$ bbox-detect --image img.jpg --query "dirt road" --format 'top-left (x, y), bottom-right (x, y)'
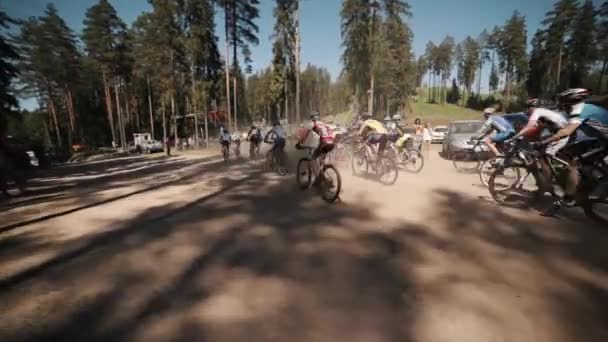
top-left (0, 145), bottom-right (607, 342)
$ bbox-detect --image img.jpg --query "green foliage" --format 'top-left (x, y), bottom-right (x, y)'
top-left (446, 78), bottom-right (460, 104)
top-left (0, 9), bottom-right (19, 133)
top-left (567, 0), bottom-right (596, 87)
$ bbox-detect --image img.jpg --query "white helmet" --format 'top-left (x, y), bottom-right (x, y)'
top-left (483, 107), bottom-right (496, 119)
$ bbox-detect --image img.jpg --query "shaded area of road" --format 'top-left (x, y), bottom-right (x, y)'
top-left (0, 146), bottom-right (607, 342)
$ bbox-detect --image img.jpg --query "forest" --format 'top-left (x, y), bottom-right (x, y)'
top-left (1, 0), bottom-right (607, 153)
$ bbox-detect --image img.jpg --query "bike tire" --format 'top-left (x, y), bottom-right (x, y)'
top-left (351, 150), bottom-right (368, 177)
top-left (452, 150), bottom-right (480, 173)
top-left (296, 158), bottom-right (313, 189)
top-left (489, 165), bottom-right (541, 208)
top-left (378, 156), bottom-right (399, 186)
top-left (276, 153), bottom-right (288, 176)
top-left (264, 151), bottom-right (273, 171)
top-left (320, 164), bottom-right (342, 203)
top-left (579, 174), bottom-right (608, 225)
top-left (404, 150), bottom-right (424, 173)
top-left (479, 157), bottom-right (503, 188)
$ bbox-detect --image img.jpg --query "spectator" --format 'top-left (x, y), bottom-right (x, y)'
top-left (414, 118), bottom-right (423, 135)
top-left (422, 123), bottom-right (432, 157)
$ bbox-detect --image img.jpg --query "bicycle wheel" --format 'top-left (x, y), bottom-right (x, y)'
top-left (223, 146), bottom-right (229, 161)
top-left (489, 165), bottom-right (540, 208)
top-left (319, 164), bottom-right (342, 203)
top-left (377, 157), bottom-right (399, 185)
top-left (403, 150), bottom-right (424, 173)
top-left (479, 157), bottom-right (504, 187)
top-left (351, 150), bottom-right (368, 177)
top-left (275, 153), bottom-right (288, 176)
top-left (452, 150), bottom-right (480, 173)
top-left (296, 158), bottom-right (313, 189)
top-left (580, 176), bottom-right (608, 225)
top-left (264, 151), bottom-right (273, 171)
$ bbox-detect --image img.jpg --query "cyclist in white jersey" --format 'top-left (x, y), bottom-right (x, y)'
top-left (515, 98), bottom-right (569, 156)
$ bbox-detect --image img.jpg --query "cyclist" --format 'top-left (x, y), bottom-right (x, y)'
top-left (515, 98), bottom-right (568, 145)
top-left (247, 123), bottom-right (263, 150)
top-left (219, 124), bottom-right (231, 156)
top-left (231, 130), bottom-right (243, 157)
top-left (536, 88), bottom-right (608, 206)
top-left (473, 107), bottom-right (515, 157)
top-left (357, 113), bottom-right (388, 161)
top-left (264, 120), bottom-right (287, 163)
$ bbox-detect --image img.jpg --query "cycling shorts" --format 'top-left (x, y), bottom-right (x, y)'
top-left (490, 130), bottom-right (515, 143)
top-left (220, 140), bottom-right (230, 146)
top-left (271, 139), bottom-right (286, 150)
top-left (367, 133), bottom-right (385, 145)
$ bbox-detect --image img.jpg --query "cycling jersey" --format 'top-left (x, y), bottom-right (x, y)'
top-left (265, 125), bottom-right (286, 144)
top-left (247, 127), bottom-right (262, 141)
top-left (312, 121), bottom-right (335, 144)
top-left (570, 103), bottom-right (608, 141)
top-left (480, 115), bottom-right (515, 134)
top-left (358, 119), bottom-right (388, 136)
top-left (528, 108), bottom-right (568, 131)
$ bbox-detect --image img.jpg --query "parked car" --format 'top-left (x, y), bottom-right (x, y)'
top-left (431, 125), bottom-right (448, 143)
top-left (442, 120), bottom-right (486, 158)
top-left (141, 139), bottom-right (163, 153)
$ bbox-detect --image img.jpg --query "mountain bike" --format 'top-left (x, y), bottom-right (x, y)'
top-left (233, 139), bottom-right (242, 158)
top-left (351, 139), bottom-right (398, 185)
top-left (387, 135), bottom-right (424, 173)
top-left (248, 138), bottom-right (261, 159)
top-left (296, 146), bottom-right (342, 203)
top-left (221, 142), bottom-right (230, 162)
top-left (264, 146), bottom-right (288, 176)
top-left (489, 139), bottom-right (608, 224)
top-left (452, 139), bottom-right (505, 187)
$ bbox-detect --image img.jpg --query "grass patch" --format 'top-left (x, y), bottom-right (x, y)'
top-left (409, 102), bottom-right (482, 125)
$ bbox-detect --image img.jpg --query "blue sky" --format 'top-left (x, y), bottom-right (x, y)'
top-left (3, 0), bottom-right (605, 81)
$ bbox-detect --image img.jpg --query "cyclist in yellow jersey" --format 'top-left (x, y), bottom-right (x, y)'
top-left (358, 115), bottom-right (389, 160)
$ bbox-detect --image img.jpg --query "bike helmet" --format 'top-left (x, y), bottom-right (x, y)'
top-left (483, 107), bottom-right (496, 119)
top-left (310, 111), bottom-right (320, 121)
top-left (557, 88), bottom-right (590, 106)
top-left (525, 98), bottom-right (539, 108)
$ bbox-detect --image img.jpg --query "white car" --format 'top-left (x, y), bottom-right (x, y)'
top-left (141, 139), bottom-right (163, 153)
top-left (431, 126), bottom-right (448, 143)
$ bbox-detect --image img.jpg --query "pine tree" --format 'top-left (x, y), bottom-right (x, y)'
top-left (437, 35), bottom-right (455, 104)
top-left (541, 0), bottom-right (579, 91)
top-left (218, 0), bottom-right (260, 129)
top-left (341, 0), bottom-right (372, 110)
top-left (82, 0), bottom-right (128, 147)
top-left (567, 0), bottom-right (596, 87)
top-left (381, 0), bottom-right (414, 113)
top-left (272, 0), bottom-right (298, 123)
top-left (598, 1), bottom-right (608, 92)
top-left (526, 29), bottom-right (547, 98)
top-left (0, 9), bottom-right (18, 133)
top-left (496, 11), bottom-right (527, 105)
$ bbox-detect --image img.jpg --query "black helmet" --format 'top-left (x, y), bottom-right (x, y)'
top-left (310, 111), bottom-right (320, 121)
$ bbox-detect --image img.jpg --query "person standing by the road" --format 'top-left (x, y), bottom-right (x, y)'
top-left (422, 122), bottom-right (432, 157)
top-left (414, 118), bottom-right (423, 136)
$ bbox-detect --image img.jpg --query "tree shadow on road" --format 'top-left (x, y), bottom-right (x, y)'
top-left (0, 168), bottom-right (607, 342)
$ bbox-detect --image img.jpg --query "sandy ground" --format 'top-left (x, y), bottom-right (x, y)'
top-left (0, 144), bottom-right (607, 342)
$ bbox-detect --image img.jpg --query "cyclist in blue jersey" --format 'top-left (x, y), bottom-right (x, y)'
top-left (264, 120), bottom-right (287, 162)
top-left (474, 107), bottom-right (516, 156)
top-left (537, 88), bottom-right (608, 207)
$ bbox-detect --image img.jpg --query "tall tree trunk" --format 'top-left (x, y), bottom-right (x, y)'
top-left (102, 71), bottom-right (116, 146)
top-left (295, 0), bottom-right (301, 123)
top-left (48, 93), bottom-right (62, 149)
top-left (427, 71), bottom-right (431, 102)
top-left (477, 61), bottom-right (483, 96)
top-left (147, 75), bottom-right (154, 138)
top-left (171, 93), bottom-right (177, 145)
top-left (62, 87), bottom-right (75, 141)
top-left (114, 79), bottom-right (125, 149)
top-left (191, 66), bottom-right (198, 148)
top-left (233, 77), bottom-right (238, 130)
top-left (134, 94), bottom-right (140, 131)
top-left (556, 43), bottom-right (563, 90)
top-left (284, 66), bottom-right (289, 123)
top-left (597, 56), bottom-right (607, 94)
top-left (204, 100), bottom-right (209, 148)
top-left (160, 96), bottom-right (168, 145)
top-left (224, 36), bottom-right (232, 129)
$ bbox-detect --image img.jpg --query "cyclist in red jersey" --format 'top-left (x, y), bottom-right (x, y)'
top-left (297, 112), bottom-right (335, 160)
